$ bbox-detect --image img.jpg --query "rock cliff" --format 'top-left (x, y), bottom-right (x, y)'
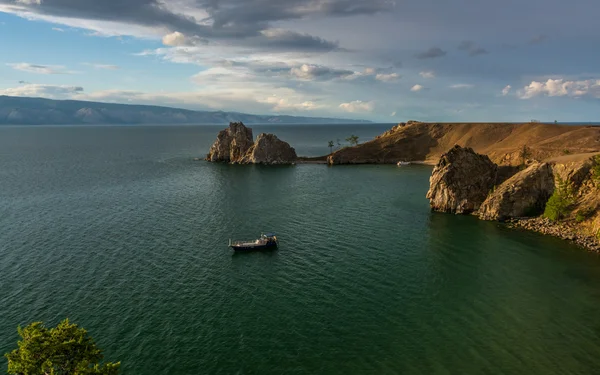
top-left (426, 145), bottom-right (497, 214)
top-left (427, 145), bottom-right (600, 251)
top-left (478, 163), bottom-right (555, 221)
top-left (238, 133), bottom-right (297, 165)
top-left (206, 122), bottom-right (297, 165)
top-left (206, 122), bottom-right (255, 163)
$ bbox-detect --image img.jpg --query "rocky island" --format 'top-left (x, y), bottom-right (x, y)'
top-left (206, 122), bottom-right (297, 165)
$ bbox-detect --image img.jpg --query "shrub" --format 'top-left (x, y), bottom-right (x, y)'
top-left (575, 208), bottom-right (595, 223)
top-left (592, 155), bottom-right (600, 187)
top-left (563, 149), bottom-right (571, 155)
top-left (544, 176), bottom-right (575, 222)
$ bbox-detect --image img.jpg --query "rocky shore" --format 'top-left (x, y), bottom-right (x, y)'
top-left (427, 145), bottom-right (600, 252)
top-left (507, 217), bottom-right (600, 252)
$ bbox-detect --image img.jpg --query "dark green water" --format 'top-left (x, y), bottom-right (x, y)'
top-left (2, 125), bottom-right (600, 375)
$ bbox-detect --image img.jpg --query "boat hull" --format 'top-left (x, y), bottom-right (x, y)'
top-left (230, 243), bottom-right (278, 252)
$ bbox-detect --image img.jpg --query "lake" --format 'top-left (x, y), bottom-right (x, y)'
top-left (1, 124), bottom-right (600, 374)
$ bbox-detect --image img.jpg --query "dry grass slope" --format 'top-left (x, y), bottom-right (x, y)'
top-left (328, 121), bottom-right (600, 166)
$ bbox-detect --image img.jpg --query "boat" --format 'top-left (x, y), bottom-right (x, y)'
top-left (397, 161), bottom-right (411, 166)
top-left (229, 233), bottom-right (278, 252)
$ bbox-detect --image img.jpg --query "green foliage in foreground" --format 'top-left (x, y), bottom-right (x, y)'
top-left (544, 176), bottom-right (575, 222)
top-left (5, 319), bottom-right (120, 375)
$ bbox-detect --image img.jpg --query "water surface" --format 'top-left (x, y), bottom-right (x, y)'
top-left (1, 125), bottom-right (600, 374)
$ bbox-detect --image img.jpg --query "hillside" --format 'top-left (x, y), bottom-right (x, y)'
top-left (0, 96), bottom-right (369, 125)
top-left (328, 121), bottom-right (600, 166)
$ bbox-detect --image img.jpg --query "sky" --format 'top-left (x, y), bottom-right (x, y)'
top-left (0, 0), bottom-right (599, 122)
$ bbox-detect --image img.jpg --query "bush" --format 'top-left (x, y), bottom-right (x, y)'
top-left (575, 208), bottom-right (595, 223)
top-left (563, 149), bottom-right (571, 155)
top-left (544, 176), bottom-right (575, 222)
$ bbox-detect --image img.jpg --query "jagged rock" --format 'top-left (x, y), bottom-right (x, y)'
top-left (205, 122), bottom-right (254, 163)
top-left (478, 163), bottom-right (555, 221)
top-left (238, 133), bottom-right (297, 165)
top-left (426, 145), bottom-right (497, 214)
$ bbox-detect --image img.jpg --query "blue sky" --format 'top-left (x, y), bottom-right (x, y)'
top-left (0, 0), bottom-right (599, 122)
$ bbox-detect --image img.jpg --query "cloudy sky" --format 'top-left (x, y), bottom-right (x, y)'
top-left (0, 0), bottom-right (599, 122)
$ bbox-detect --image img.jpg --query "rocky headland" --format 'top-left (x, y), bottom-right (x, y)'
top-left (427, 145), bottom-right (600, 251)
top-left (328, 121), bottom-right (600, 166)
top-left (205, 122), bottom-right (297, 165)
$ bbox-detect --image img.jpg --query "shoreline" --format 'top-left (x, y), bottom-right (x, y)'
top-left (507, 217), bottom-right (600, 252)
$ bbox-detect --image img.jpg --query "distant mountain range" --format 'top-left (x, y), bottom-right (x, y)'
top-left (0, 96), bottom-right (370, 125)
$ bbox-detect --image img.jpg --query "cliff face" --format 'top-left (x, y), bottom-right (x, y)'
top-left (428, 146), bottom-right (600, 250)
top-left (328, 121), bottom-right (600, 166)
top-left (238, 133), bottom-right (297, 165)
top-left (426, 146), bottom-right (497, 214)
top-left (206, 122), bottom-right (254, 163)
top-left (206, 122), bottom-right (297, 165)
top-left (478, 163), bottom-right (555, 221)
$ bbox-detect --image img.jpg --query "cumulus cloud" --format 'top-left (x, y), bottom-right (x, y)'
top-left (419, 71), bottom-right (435, 79)
top-left (375, 73), bottom-right (400, 82)
top-left (415, 47), bottom-right (447, 60)
top-left (517, 79), bottom-right (600, 99)
top-left (6, 62), bottom-right (74, 74)
top-left (502, 85), bottom-right (512, 96)
top-left (339, 100), bottom-right (375, 112)
top-left (162, 31), bottom-right (188, 46)
top-left (449, 84), bottom-right (474, 89)
top-left (410, 84), bottom-right (424, 92)
top-left (0, 84), bottom-right (83, 98)
top-left (457, 41), bottom-right (489, 56)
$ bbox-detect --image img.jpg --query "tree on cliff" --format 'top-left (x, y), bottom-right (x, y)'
top-left (346, 135), bottom-right (359, 146)
top-left (5, 319), bottom-right (121, 375)
top-left (519, 145), bottom-right (532, 166)
top-left (328, 140), bottom-right (334, 154)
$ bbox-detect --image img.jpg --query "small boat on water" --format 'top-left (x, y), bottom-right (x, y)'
top-left (397, 161), bottom-right (411, 166)
top-left (229, 233), bottom-right (278, 252)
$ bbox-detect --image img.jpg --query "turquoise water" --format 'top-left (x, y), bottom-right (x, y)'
top-left (2, 125), bottom-right (600, 374)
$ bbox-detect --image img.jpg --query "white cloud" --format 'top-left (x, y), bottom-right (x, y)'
top-left (83, 63), bottom-right (120, 70)
top-left (258, 95), bottom-right (324, 111)
top-left (449, 84), bottom-right (474, 89)
top-left (390, 111), bottom-right (397, 116)
top-left (162, 31), bottom-right (191, 47)
top-left (52, 27), bottom-right (64, 32)
top-left (339, 100), bottom-right (375, 113)
top-left (375, 73), bottom-right (400, 82)
top-left (16, 0), bottom-right (42, 4)
top-left (411, 84), bottom-right (424, 92)
top-left (419, 71), bottom-right (435, 79)
top-left (0, 84), bottom-right (83, 98)
top-left (518, 78), bottom-right (600, 99)
top-left (502, 85), bottom-right (512, 96)
top-left (290, 64), bottom-right (354, 81)
top-left (364, 67), bottom-right (376, 75)
top-left (6, 62), bottom-right (74, 74)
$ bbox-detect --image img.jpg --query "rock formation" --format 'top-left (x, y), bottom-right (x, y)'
top-left (426, 145), bottom-right (497, 214)
top-left (206, 122), bottom-right (254, 163)
top-left (238, 133), bottom-right (297, 165)
top-left (206, 122), bottom-right (297, 165)
top-left (478, 163), bottom-right (555, 221)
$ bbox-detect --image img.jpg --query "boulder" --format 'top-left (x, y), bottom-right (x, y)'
top-left (478, 163), bottom-right (555, 221)
top-left (238, 133), bottom-right (297, 165)
top-left (205, 122), bottom-right (254, 163)
top-left (426, 145), bottom-right (497, 214)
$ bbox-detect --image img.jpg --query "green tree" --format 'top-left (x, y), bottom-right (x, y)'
top-left (519, 145), bottom-right (532, 166)
top-left (346, 135), bottom-right (359, 146)
top-left (5, 319), bottom-right (120, 375)
top-left (327, 140), bottom-right (334, 154)
top-left (544, 176), bottom-right (575, 222)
